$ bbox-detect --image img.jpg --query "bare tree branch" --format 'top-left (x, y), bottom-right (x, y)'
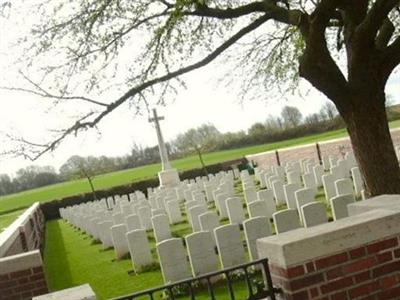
top-left (12, 13), bottom-right (271, 161)
top-left (0, 71), bottom-right (108, 107)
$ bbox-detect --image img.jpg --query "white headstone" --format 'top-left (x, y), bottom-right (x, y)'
top-left (226, 197), bottom-right (245, 224)
top-left (330, 194), bottom-right (355, 220)
top-left (335, 178), bottom-right (354, 197)
top-left (214, 224), bottom-right (246, 268)
top-left (243, 217), bottom-right (272, 261)
top-left (157, 238), bottom-right (192, 283)
top-left (165, 200), bottom-right (183, 224)
top-left (301, 202), bottom-right (328, 228)
top-left (152, 214), bottom-right (172, 243)
top-left (126, 229), bottom-right (153, 272)
top-left (188, 205), bottom-right (207, 232)
top-left (273, 209), bottom-right (301, 234)
top-left (322, 174), bottom-right (336, 201)
top-left (125, 214), bottom-right (141, 231)
top-left (272, 180), bottom-right (286, 206)
top-left (185, 231), bottom-right (219, 277)
top-left (284, 183), bottom-right (301, 210)
top-left (351, 167), bottom-right (364, 197)
top-left (111, 224), bottom-right (129, 259)
top-left (138, 206), bottom-right (152, 230)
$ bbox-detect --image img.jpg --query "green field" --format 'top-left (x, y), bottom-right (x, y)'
top-left (1, 120), bottom-right (399, 229)
top-left (0, 127), bottom-right (352, 214)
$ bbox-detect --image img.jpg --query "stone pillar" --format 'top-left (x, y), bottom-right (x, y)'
top-left (257, 207), bottom-right (400, 300)
top-left (0, 250), bottom-right (48, 299)
top-left (149, 108), bottom-right (180, 187)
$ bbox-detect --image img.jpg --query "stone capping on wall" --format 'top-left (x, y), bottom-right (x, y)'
top-left (257, 209), bottom-right (400, 268)
top-left (348, 194), bottom-right (400, 216)
top-left (0, 249), bottom-right (43, 275)
top-left (0, 202), bottom-right (40, 258)
top-left (32, 284), bottom-right (96, 300)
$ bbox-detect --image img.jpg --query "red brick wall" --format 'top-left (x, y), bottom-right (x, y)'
top-left (269, 235), bottom-right (400, 299)
top-left (0, 265), bottom-right (48, 300)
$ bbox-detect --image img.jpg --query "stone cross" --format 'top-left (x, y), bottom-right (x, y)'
top-left (149, 108), bottom-right (172, 171)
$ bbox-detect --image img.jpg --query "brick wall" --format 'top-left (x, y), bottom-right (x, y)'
top-left (257, 208), bottom-right (400, 300)
top-left (0, 250), bottom-right (48, 300)
top-left (269, 235), bottom-right (400, 299)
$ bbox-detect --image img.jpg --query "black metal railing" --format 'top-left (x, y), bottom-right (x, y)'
top-left (111, 258), bottom-right (281, 300)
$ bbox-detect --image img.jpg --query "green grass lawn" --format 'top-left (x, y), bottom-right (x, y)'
top-left (0, 127), bottom-right (350, 214)
top-left (3, 120), bottom-right (400, 217)
top-left (44, 177), bottom-right (349, 299)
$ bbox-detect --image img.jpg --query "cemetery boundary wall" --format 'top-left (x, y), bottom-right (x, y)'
top-left (257, 208), bottom-right (400, 300)
top-left (0, 203), bottom-right (45, 258)
top-left (40, 158), bottom-right (245, 220)
top-left (247, 128), bottom-right (400, 168)
top-left (0, 203), bottom-right (48, 300)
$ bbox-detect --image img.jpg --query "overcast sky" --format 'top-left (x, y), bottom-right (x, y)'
top-left (0, 68), bottom-right (398, 177)
top-left (0, 2), bottom-right (399, 177)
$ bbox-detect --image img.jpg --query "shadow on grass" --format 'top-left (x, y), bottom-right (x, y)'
top-left (44, 220), bottom-right (74, 291)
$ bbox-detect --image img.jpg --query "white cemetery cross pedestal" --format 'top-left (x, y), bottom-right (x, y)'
top-left (149, 108), bottom-right (180, 187)
top-left (126, 229), bottom-right (153, 272)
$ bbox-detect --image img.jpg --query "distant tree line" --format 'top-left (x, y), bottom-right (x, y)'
top-left (0, 102), bottom-right (398, 197)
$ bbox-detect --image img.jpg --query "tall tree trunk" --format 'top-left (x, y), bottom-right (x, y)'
top-left (342, 93), bottom-right (400, 196)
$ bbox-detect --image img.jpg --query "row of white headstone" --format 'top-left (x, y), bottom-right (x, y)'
top-left (59, 151), bottom-right (365, 284)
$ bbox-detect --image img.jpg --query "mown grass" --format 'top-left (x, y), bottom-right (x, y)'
top-left (0, 127), bottom-right (350, 214)
top-left (44, 176), bottom-right (353, 300)
top-left (2, 120), bottom-right (400, 217)
top-left (44, 219), bottom-right (261, 300)
top-left (44, 182), bottom-right (259, 300)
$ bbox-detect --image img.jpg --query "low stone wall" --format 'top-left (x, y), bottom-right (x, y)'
top-left (257, 208), bottom-right (400, 299)
top-left (0, 250), bottom-right (48, 300)
top-left (0, 203), bottom-right (48, 300)
top-left (0, 203), bottom-right (45, 258)
top-left (247, 128), bottom-right (400, 167)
